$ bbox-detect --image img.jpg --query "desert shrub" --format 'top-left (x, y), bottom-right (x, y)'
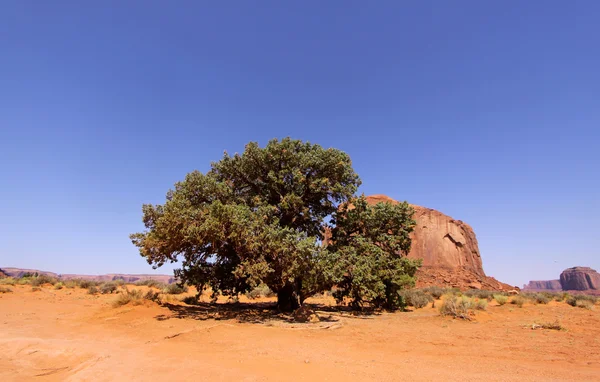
top-left (521, 292), bottom-right (549, 305)
top-left (464, 290), bottom-right (494, 301)
top-left (554, 292), bottom-right (568, 302)
top-left (0, 286), bottom-right (13, 293)
top-left (540, 292), bottom-right (557, 300)
top-left (134, 279), bottom-right (167, 289)
top-left (112, 288), bottom-right (144, 307)
top-left (576, 294), bottom-right (598, 303)
top-left (0, 277), bottom-right (17, 286)
top-left (114, 279), bottom-right (125, 287)
top-left (99, 282), bottom-right (118, 294)
top-left (530, 320), bottom-right (564, 331)
top-left (144, 290), bottom-right (161, 302)
top-left (30, 274), bottom-right (58, 286)
top-left (64, 280), bottom-right (77, 289)
top-left (474, 299), bottom-right (488, 311)
top-left (511, 296), bottom-right (525, 308)
top-left (246, 284), bottom-right (275, 299)
top-left (439, 296), bottom-right (474, 320)
top-left (162, 283), bottom-right (188, 295)
top-left (75, 279), bottom-right (101, 289)
top-left (421, 286), bottom-right (445, 299)
top-left (31, 287), bottom-right (41, 292)
top-left (18, 278), bottom-right (33, 285)
top-left (494, 294), bottom-right (508, 305)
top-left (54, 282), bottom-right (64, 290)
top-left (566, 294), bottom-right (597, 307)
top-left (575, 299), bottom-right (594, 310)
top-left (447, 288), bottom-right (461, 295)
top-left (398, 289), bottom-right (433, 309)
top-left (534, 293), bottom-right (550, 304)
top-left (87, 286), bottom-right (99, 295)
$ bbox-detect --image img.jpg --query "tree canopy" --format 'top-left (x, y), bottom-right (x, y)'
top-left (131, 138), bottom-right (419, 311)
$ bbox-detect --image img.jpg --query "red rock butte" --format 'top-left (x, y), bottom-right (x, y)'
top-left (364, 195), bottom-right (514, 290)
top-left (523, 267), bottom-right (600, 294)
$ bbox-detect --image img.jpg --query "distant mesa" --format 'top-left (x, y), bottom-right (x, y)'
top-left (524, 267), bottom-right (600, 295)
top-left (0, 267), bottom-right (175, 284)
top-left (523, 279), bottom-right (562, 291)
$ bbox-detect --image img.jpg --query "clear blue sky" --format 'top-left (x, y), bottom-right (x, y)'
top-left (1, 1), bottom-right (598, 286)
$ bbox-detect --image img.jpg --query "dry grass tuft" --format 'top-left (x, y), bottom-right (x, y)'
top-left (528, 320), bottom-right (565, 331)
top-left (112, 288), bottom-right (145, 308)
top-left (494, 294), bottom-right (508, 305)
top-left (439, 296), bottom-right (474, 320)
top-left (511, 296), bottom-right (526, 308)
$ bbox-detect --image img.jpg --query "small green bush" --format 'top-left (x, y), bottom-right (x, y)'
top-left (577, 294), bottom-right (598, 303)
top-left (534, 293), bottom-right (550, 304)
top-left (464, 290), bottom-right (495, 301)
top-left (447, 288), bottom-right (461, 295)
top-left (112, 288), bottom-right (144, 307)
top-left (0, 286), bottom-right (13, 293)
top-left (162, 283), bottom-right (188, 295)
top-left (30, 274), bottom-right (58, 286)
top-left (0, 277), bottom-right (17, 286)
top-left (76, 279), bottom-right (101, 289)
top-left (399, 289), bottom-right (433, 309)
top-left (511, 296), bottom-right (525, 308)
top-left (554, 292), bottom-right (568, 302)
top-left (99, 282), bottom-right (118, 294)
top-left (493, 294), bottom-right (508, 305)
top-left (18, 278), bottom-right (33, 285)
top-left (439, 296), bottom-right (474, 320)
top-left (135, 279), bottom-right (167, 289)
top-left (31, 287), bottom-right (41, 292)
top-left (575, 300), bottom-right (593, 310)
top-left (421, 286), bottom-right (445, 299)
top-left (54, 282), bottom-right (64, 290)
top-left (474, 299), bottom-right (488, 311)
top-left (144, 290), bottom-right (161, 302)
top-left (246, 284), bottom-right (275, 299)
top-left (87, 286), bottom-right (99, 295)
top-left (567, 294), bottom-right (597, 307)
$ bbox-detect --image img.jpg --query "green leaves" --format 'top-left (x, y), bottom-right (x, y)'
top-left (130, 138), bottom-right (419, 311)
top-left (329, 195), bottom-right (420, 310)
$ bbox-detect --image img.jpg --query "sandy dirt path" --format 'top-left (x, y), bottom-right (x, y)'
top-left (1, 285), bottom-right (599, 381)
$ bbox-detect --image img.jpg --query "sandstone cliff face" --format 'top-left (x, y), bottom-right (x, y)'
top-left (364, 195), bottom-right (513, 290)
top-left (523, 279), bottom-right (562, 291)
top-left (365, 195), bottom-right (484, 274)
top-left (560, 267), bottom-right (600, 291)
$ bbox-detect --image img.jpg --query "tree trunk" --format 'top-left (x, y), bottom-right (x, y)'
top-left (276, 284), bottom-right (301, 312)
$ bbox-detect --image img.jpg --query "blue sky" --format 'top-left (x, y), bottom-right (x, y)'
top-left (1, 1), bottom-right (598, 286)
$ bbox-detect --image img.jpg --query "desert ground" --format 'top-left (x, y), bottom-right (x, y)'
top-left (1, 285), bottom-right (599, 381)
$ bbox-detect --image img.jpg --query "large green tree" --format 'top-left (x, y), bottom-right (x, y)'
top-left (131, 138), bottom-right (360, 311)
top-left (131, 138), bottom-right (419, 312)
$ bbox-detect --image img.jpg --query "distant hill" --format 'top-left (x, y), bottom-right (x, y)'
top-left (524, 266), bottom-right (600, 295)
top-left (0, 267), bottom-right (175, 284)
